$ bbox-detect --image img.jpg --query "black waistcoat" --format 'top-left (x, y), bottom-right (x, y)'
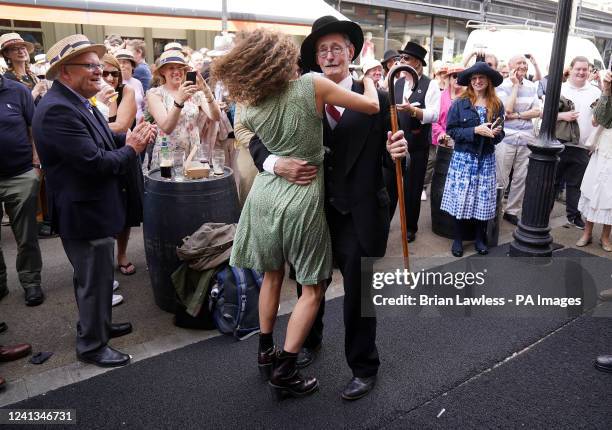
top-left (395, 75), bottom-right (432, 152)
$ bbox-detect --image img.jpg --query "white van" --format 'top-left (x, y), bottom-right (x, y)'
top-left (463, 26), bottom-right (604, 74)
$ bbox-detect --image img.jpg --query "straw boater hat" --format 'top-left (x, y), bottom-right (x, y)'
top-left (156, 50), bottom-right (188, 69)
top-left (446, 64), bottom-right (465, 76)
top-left (114, 48), bottom-right (136, 67)
top-left (45, 34), bottom-right (106, 80)
top-left (164, 42), bottom-right (183, 52)
top-left (300, 15), bottom-right (363, 73)
top-left (0, 32), bottom-right (34, 55)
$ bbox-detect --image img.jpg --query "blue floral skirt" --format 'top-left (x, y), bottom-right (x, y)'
top-left (440, 151), bottom-right (497, 220)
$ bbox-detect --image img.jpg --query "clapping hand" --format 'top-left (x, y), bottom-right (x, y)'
top-left (126, 121), bottom-right (158, 154)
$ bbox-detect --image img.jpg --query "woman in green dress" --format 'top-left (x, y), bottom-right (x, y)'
top-left (212, 29), bottom-right (380, 399)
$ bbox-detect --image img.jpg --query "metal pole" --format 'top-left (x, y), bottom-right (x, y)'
top-left (509, 0), bottom-right (573, 258)
top-left (383, 10), bottom-right (389, 53)
top-left (539, 0), bottom-right (574, 144)
top-left (222, 0), bottom-right (228, 32)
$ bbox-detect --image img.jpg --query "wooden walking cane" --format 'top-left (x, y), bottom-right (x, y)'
top-left (387, 64), bottom-right (419, 270)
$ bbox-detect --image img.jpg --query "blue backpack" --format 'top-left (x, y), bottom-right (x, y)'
top-left (209, 266), bottom-right (263, 340)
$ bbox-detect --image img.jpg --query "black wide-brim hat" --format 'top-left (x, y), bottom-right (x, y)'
top-left (300, 15), bottom-right (364, 73)
top-left (400, 41), bottom-right (427, 66)
top-left (457, 61), bottom-right (504, 87)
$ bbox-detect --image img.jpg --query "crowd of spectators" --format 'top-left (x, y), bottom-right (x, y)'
top-left (1, 26), bottom-right (612, 389)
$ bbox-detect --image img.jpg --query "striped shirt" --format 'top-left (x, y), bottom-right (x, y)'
top-left (496, 78), bottom-right (540, 143)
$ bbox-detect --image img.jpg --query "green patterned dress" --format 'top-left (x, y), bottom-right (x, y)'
top-left (229, 74), bottom-right (332, 285)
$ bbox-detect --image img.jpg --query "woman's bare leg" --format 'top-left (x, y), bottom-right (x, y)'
top-left (116, 227), bottom-right (132, 268)
top-left (284, 282), bottom-right (324, 353)
top-left (601, 224), bottom-right (611, 247)
top-left (579, 221), bottom-right (594, 243)
top-left (259, 268), bottom-right (285, 334)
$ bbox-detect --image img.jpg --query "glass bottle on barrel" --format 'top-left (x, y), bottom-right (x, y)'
top-left (160, 137), bottom-right (173, 179)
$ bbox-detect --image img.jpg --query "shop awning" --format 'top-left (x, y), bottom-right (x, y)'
top-left (1, 0), bottom-right (347, 35)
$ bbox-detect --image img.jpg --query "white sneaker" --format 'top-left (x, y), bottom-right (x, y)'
top-left (421, 190), bottom-right (427, 201)
top-left (113, 280), bottom-right (119, 291)
top-left (112, 294), bottom-right (123, 307)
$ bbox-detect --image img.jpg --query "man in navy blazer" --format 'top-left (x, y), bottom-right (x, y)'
top-left (32, 35), bottom-right (155, 367)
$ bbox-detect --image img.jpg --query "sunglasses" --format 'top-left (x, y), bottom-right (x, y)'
top-left (102, 71), bottom-right (120, 78)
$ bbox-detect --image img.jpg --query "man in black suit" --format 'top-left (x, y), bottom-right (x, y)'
top-left (32, 35), bottom-right (155, 367)
top-left (385, 42), bottom-right (441, 243)
top-left (250, 16), bottom-right (408, 400)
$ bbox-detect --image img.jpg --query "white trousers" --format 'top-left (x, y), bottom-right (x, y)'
top-left (495, 135), bottom-right (533, 216)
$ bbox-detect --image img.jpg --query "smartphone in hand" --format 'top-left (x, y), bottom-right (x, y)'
top-left (490, 116), bottom-right (503, 129)
top-left (186, 71), bottom-right (197, 85)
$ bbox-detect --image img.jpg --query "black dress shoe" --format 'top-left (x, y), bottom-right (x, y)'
top-left (77, 345), bottom-right (130, 368)
top-left (594, 354), bottom-right (612, 373)
top-left (503, 213), bottom-right (519, 226)
top-left (110, 322), bottom-right (133, 339)
top-left (475, 244), bottom-right (489, 255)
top-left (341, 376), bottom-right (376, 401)
top-left (24, 286), bottom-right (44, 306)
top-left (407, 232), bottom-right (416, 243)
top-left (296, 344), bottom-right (321, 369)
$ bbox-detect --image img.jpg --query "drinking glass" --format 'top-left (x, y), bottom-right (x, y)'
top-left (159, 148), bottom-right (173, 179)
top-left (212, 147), bottom-right (225, 176)
top-left (173, 149), bottom-right (185, 181)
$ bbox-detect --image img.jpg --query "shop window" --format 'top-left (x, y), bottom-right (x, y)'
top-left (0, 22), bottom-right (44, 57)
top-left (388, 12), bottom-right (431, 54)
top-left (13, 20), bottom-right (42, 29)
top-left (433, 18), bottom-right (468, 64)
top-left (331, 3), bottom-right (385, 63)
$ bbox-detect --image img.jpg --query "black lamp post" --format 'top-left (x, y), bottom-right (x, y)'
top-left (508, 0), bottom-right (573, 257)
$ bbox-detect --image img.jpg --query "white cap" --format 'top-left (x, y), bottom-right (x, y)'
top-left (361, 58), bottom-right (383, 75)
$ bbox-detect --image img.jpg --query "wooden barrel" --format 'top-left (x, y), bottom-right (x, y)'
top-left (143, 168), bottom-right (240, 312)
top-left (430, 145), bottom-right (502, 245)
top-left (430, 145), bottom-right (456, 239)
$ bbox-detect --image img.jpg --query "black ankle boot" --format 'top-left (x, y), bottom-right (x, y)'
top-left (258, 345), bottom-right (277, 380)
top-left (258, 333), bottom-right (276, 380)
top-left (269, 350), bottom-right (318, 400)
top-left (474, 220), bottom-right (488, 255)
top-left (451, 240), bottom-right (463, 257)
top-left (452, 218), bottom-right (464, 257)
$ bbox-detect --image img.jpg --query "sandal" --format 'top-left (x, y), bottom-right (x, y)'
top-left (118, 262), bottom-right (136, 276)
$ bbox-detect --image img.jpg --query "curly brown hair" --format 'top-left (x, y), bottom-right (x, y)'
top-left (210, 29), bottom-right (298, 105)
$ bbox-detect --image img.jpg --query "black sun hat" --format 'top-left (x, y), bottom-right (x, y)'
top-left (457, 61), bottom-right (504, 87)
top-left (300, 15), bottom-right (364, 73)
